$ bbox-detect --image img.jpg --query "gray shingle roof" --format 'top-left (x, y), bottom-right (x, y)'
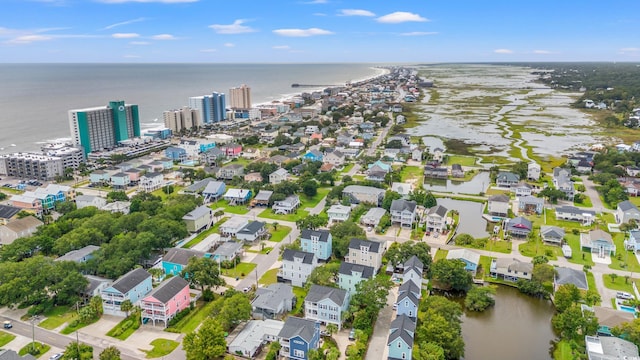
top-left (0, 205), bottom-right (21, 219)
top-left (398, 281), bottom-right (420, 297)
top-left (555, 205), bottom-right (596, 217)
top-left (254, 190), bottom-right (273, 202)
top-left (56, 245), bottom-right (100, 262)
top-left (111, 268), bottom-right (151, 294)
top-left (555, 267), bottom-right (588, 290)
top-left (182, 205), bottom-right (212, 221)
top-left (278, 317), bottom-right (317, 343)
top-left (306, 284), bottom-right (348, 307)
top-left (540, 226), bottom-right (565, 239)
top-left (387, 315), bottom-right (416, 348)
top-left (342, 185), bottom-right (386, 196)
top-left (163, 248), bottom-right (205, 266)
top-left (403, 256), bottom-right (424, 272)
top-left (497, 172), bottom-right (520, 182)
top-left (348, 238), bottom-right (381, 253)
top-left (147, 276), bottom-right (189, 303)
top-left (301, 229), bottom-right (331, 242)
top-left (338, 262), bottom-right (374, 279)
top-left (213, 241), bottom-right (243, 257)
top-left (618, 200), bottom-right (640, 212)
top-left (0, 349), bottom-right (37, 360)
top-left (238, 221), bottom-right (266, 236)
top-left (252, 283), bottom-right (294, 311)
top-left (282, 249), bottom-right (315, 264)
top-left (488, 194), bottom-right (510, 203)
top-left (390, 199), bottom-right (417, 213)
top-left (427, 204), bottom-right (448, 217)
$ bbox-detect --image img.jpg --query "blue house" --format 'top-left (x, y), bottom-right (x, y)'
top-left (101, 268), bottom-right (152, 316)
top-left (300, 229), bottom-right (332, 261)
top-left (199, 142), bottom-right (216, 153)
top-left (202, 181), bottom-right (226, 203)
top-left (277, 317), bottom-right (320, 360)
top-left (338, 262), bottom-right (374, 296)
top-left (402, 256), bottom-right (424, 288)
top-left (162, 248), bottom-right (205, 276)
top-left (302, 150), bottom-right (323, 162)
top-left (387, 315), bottom-right (416, 360)
top-left (164, 146), bottom-right (187, 161)
top-left (367, 160), bottom-right (392, 172)
top-left (625, 230), bottom-right (640, 252)
top-left (446, 248), bottom-right (481, 275)
top-left (396, 289), bottom-right (419, 318)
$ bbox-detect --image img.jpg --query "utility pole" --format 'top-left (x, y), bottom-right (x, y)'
top-left (30, 315), bottom-right (39, 352)
top-left (255, 268), bottom-right (258, 290)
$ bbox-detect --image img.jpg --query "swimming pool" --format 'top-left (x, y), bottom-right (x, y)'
top-left (181, 160), bottom-right (197, 166)
top-left (618, 305), bottom-right (636, 314)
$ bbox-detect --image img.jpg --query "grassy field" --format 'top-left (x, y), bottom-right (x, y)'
top-left (269, 225), bottom-right (292, 243)
top-left (564, 233), bottom-right (595, 267)
top-left (399, 166), bottom-right (423, 182)
top-left (151, 186), bottom-right (185, 200)
top-left (19, 342), bottom-right (50, 358)
top-left (143, 339), bottom-right (179, 358)
top-left (38, 305), bottom-right (75, 330)
top-left (477, 255), bottom-right (493, 279)
top-left (107, 315), bottom-right (139, 340)
top-left (602, 273), bottom-right (640, 293)
top-left (0, 331), bottom-right (15, 347)
top-left (259, 268), bottom-right (279, 285)
top-left (341, 163), bottom-right (355, 174)
top-left (222, 262), bottom-right (257, 279)
top-left (434, 249), bottom-right (448, 261)
top-left (518, 240), bottom-right (561, 260)
top-left (585, 272), bottom-right (599, 303)
top-left (610, 234), bottom-right (640, 272)
top-left (210, 200), bottom-right (250, 215)
top-left (259, 208), bottom-right (310, 222)
top-left (166, 300), bottom-right (217, 334)
top-left (299, 188), bottom-right (330, 209)
top-left (553, 340), bottom-right (574, 360)
top-left (446, 155), bottom-right (477, 167)
top-left (574, 196), bottom-right (593, 208)
top-left (292, 286), bottom-right (308, 314)
top-left (61, 316), bottom-right (99, 335)
top-left (183, 217), bottom-right (229, 248)
top-left (458, 238), bottom-right (512, 254)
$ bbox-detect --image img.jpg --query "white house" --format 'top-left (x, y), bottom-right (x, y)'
top-left (528, 163), bottom-right (541, 181)
top-left (426, 205), bottom-right (449, 233)
top-left (279, 249), bottom-right (317, 287)
top-left (269, 168), bottom-right (290, 185)
top-left (328, 204), bottom-right (351, 223)
top-left (487, 194), bottom-right (510, 217)
top-left (304, 285), bottom-right (350, 329)
top-left (219, 217), bottom-right (249, 237)
top-left (139, 172), bottom-right (164, 192)
top-left (390, 199), bottom-right (417, 228)
top-left (272, 195), bottom-right (300, 215)
top-left (345, 238), bottom-right (384, 271)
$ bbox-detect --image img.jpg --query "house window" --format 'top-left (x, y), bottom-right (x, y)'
top-left (398, 342), bottom-right (401, 348)
top-left (293, 349), bottom-right (305, 358)
top-left (402, 352), bottom-right (406, 359)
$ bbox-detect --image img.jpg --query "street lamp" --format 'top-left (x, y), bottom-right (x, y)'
top-left (30, 315), bottom-right (40, 353)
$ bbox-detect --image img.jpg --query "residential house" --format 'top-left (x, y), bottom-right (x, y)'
top-left (304, 285), bottom-right (349, 329)
top-left (446, 249), bottom-right (481, 275)
top-left (220, 143), bottom-right (243, 158)
top-left (211, 241), bottom-right (243, 262)
top-left (217, 164), bottom-right (244, 180)
top-left (327, 204), bottom-right (351, 223)
top-left (342, 185), bottom-right (385, 206)
top-left (346, 238), bottom-right (384, 271)
top-left (423, 164), bottom-right (448, 179)
top-left (300, 229), bottom-right (332, 261)
top-left (200, 147), bottom-right (225, 166)
top-left (627, 166), bottom-right (640, 177)
top-left (182, 205), bottom-right (213, 233)
top-left (244, 172), bottom-right (263, 183)
top-left (554, 266), bottom-right (588, 291)
top-left (398, 281), bottom-right (421, 302)
top-left (621, 178), bottom-right (640, 197)
top-left (55, 245), bottom-right (99, 263)
top-left (366, 160), bottom-right (391, 182)
top-left (555, 206), bottom-right (596, 225)
top-left (236, 221), bottom-right (268, 242)
top-left (323, 151), bottom-right (345, 167)
top-left (411, 148), bottom-right (423, 162)
top-left (273, 195), bottom-right (301, 214)
top-left (431, 147), bottom-right (444, 163)
top-left (82, 275), bottom-right (111, 303)
top-left (553, 167), bottom-right (575, 200)
top-left (588, 306), bottom-right (635, 337)
top-left (496, 172), bottom-right (520, 188)
top-left (487, 194), bottom-right (510, 217)
top-left (585, 335), bottom-right (639, 360)
top-left (110, 172), bottom-right (131, 189)
top-left (269, 168), bottom-right (290, 185)
top-left (402, 256), bottom-right (424, 288)
top-left (268, 155), bottom-right (290, 167)
top-left (387, 315), bottom-right (416, 360)
top-left (451, 164), bottom-right (464, 178)
top-left (390, 199), bottom-right (417, 228)
top-left (527, 163), bottom-right (541, 181)
top-left (616, 200), bottom-right (640, 224)
top-left (581, 229), bottom-right (616, 257)
top-left (140, 276), bottom-right (191, 328)
top-left (219, 217), bottom-right (249, 237)
top-left (9, 194), bottom-right (42, 215)
top-left (101, 268), bottom-right (153, 316)
top-left (139, 172), bottom-right (164, 192)
top-left (75, 195), bottom-right (107, 210)
top-left (162, 248), bottom-right (205, 276)
top-left (489, 258), bottom-right (533, 282)
top-left (279, 249), bottom-right (317, 287)
top-left (241, 147), bottom-right (262, 160)
top-left (302, 150), bottom-right (323, 162)
top-left (540, 226), bottom-right (565, 245)
top-left (223, 188), bottom-right (252, 205)
top-left (360, 207), bottom-right (386, 228)
top-left (202, 181), bottom-right (226, 203)
top-left (512, 182), bottom-right (534, 197)
top-left (0, 205), bottom-right (21, 225)
top-left (625, 230), bottom-right (640, 252)
top-left (517, 195), bottom-right (544, 215)
top-left (90, 170), bottom-right (111, 185)
top-left (228, 320), bottom-right (284, 359)
top-left (505, 216), bottom-right (532, 237)
top-left (252, 190), bottom-right (273, 207)
top-left (426, 205), bottom-right (449, 233)
top-left (102, 201), bottom-right (130, 214)
top-left (391, 182), bottom-right (413, 198)
top-left (338, 262), bottom-right (374, 295)
top-left (0, 349), bottom-right (37, 360)
top-left (396, 288), bottom-right (420, 318)
top-left (0, 216), bottom-right (43, 246)
top-left (251, 283), bottom-right (295, 319)
top-left (277, 317), bottom-right (320, 360)
top-left (576, 160), bottom-right (592, 174)
top-left (180, 177), bottom-right (216, 195)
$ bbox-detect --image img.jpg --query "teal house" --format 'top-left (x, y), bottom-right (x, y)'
top-left (300, 229), bottom-right (332, 261)
top-left (387, 315), bottom-right (416, 360)
top-left (162, 248), bottom-right (205, 276)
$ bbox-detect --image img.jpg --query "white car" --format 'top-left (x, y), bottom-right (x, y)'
top-left (49, 354), bottom-right (63, 360)
top-left (617, 291), bottom-right (634, 300)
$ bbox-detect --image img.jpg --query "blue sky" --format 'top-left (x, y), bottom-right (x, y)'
top-left (2, 0), bottom-right (640, 63)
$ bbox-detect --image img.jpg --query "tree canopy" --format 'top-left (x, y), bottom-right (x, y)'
top-left (431, 259), bottom-right (473, 292)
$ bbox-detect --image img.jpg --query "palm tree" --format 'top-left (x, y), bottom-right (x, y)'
top-left (273, 222), bottom-right (279, 231)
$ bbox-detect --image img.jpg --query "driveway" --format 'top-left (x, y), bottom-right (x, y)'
top-left (364, 286), bottom-right (397, 360)
top-left (581, 175), bottom-right (609, 213)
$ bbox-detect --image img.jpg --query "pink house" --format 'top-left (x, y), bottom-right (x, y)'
top-left (140, 276), bottom-right (191, 327)
top-left (221, 143), bottom-right (243, 157)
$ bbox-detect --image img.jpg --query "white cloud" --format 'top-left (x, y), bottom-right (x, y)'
top-left (273, 45), bottom-right (290, 50)
top-left (400, 31), bottom-right (438, 36)
top-left (200, 48), bottom-right (217, 52)
top-left (209, 19), bottom-right (256, 34)
top-left (129, 41), bottom-right (150, 45)
top-left (620, 47), bottom-right (640, 53)
top-left (273, 28), bottom-right (334, 37)
top-left (376, 12), bottom-right (428, 24)
top-left (103, 18), bottom-right (145, 30)
top-left (338, 9), bottom-right (375, 17)
top-left (7, 35), bottom-right (52, 44)
top-left (224, 43), bottom-right (235, 47)
top-left (494, 49), bottom-right (514, 54)
top-left (112, 33), bottom-right (140, 39)
top-left (533, 50), bottom-right (551, 54)
top-left (304, 0), bottom-right (328, 3)
top-left (99, 0), bottom-right (197, 3)
top-left (152, 34), bottom-right (176, 40)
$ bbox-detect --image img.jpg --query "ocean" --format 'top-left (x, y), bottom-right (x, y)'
top-left (0, 63), bottom-right (387, 153)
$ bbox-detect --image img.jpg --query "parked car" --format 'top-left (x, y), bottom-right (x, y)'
top-left (348, 328), bottom-right (356, 341)
top-left (3, 321), bottom-right (11, 329)
top-left (49, 354), bottom-right (63, 360)
top-left (617, 291), bottom-right (634, 300)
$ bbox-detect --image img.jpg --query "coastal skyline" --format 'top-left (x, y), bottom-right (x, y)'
top-left (2, 0), bottom-right (640, 63)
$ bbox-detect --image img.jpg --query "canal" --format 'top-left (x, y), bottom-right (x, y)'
top-left (461, 285), bottom-right (556, 360)
top-left (436, 198), bottom-right (489, 239)
top-left (424, 171), bottom-right (490, 195)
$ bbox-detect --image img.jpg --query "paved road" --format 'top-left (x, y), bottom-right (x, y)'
top-left (364, 286), bottom-right (397, 360)
top-left (581, 175), bottom-right (612, 214)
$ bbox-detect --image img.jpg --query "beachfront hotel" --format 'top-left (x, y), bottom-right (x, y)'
top-left (68, 100), bottom-right (141, 156)
top-left (188, 92), bottom-right (226, 124)
top-left (163, 106), bottom-right (200, 133)
top-left (229, 84), bottom-right (252, 110)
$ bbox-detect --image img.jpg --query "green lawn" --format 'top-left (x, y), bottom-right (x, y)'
top-left (107, 315), bottom-right (139, 340)
top-left (0, 331), bottom-right (16, 347)
top-left (477, 255), bottom-right (493, 279)
top-left (574, 196), bottom-right (593, 208)
top-left (166, 300), bottom-right (217, 334)
top-left (629, 197), bottom-right (640, 207)
top-left (38, 305), bottom-right (75, 330)
top-left (292, 286), bottom-right (308, 314)
top-left (269, 225), bottom-right (292, 243)
top-left (585, 272), bottom-right (599, 302)
top-left (446, 155), bottom-right (477, 167)
top-left (399, 166), bottom-right (423, 182)
top-left (151, 186), bottom-right (185, 200)
top-left (222, 262), bottom-right (257, 279)
top-left (341, 163), bottom-right (355, 174)
top-left (553, 340), bottom-right (574, 360)
top-left (458, 238), bottom-right (512, 254)
top-left (19, 343), bottom-right (50, 359)
top-left (259, 268), bottom-right (279, 285)
top-left (259, 208), bottom-right (310, 222)
top-left (518, 240), bottom-right (561, 260)
top-left (602, 273), bottom-right (640, 293)
top-left (210, 200), bottom-right (250, 215)
top-left (434, 249), bottom-right (448, 261)
top-left (564, 233), bottom-right (595, 267)
top-left (610, 234), bottom-right (640, 272)
top-left (183, 217), bottom-right (229, 248)
top-left (61, 316), bottom-right (99, 335)
top-left (299, 188), bottom-right (330, 209)
top-left (143, 338), bottom-right (179, 358)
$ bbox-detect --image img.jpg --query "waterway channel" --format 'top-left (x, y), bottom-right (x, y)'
top-left (461, 285), bottom-right (556, 360)
top-left (436, 198), bottom-right (489, 239)
top-left (424, 171), bottom-right (490, 195)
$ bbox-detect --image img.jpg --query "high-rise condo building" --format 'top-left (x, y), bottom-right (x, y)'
top-left (163, 106), bottom-right (201, 133)
top-left (68, 100), bottom-right (141, 156)
top-left (229, 84), bottom-right (252, 110)
top-left (0, 153), bottom-right (64, 181)
top-left (188, 92), bottom-right (226, 124)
